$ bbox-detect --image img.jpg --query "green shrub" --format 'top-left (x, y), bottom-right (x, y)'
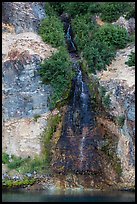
top-left (48, 2), bottom-right (101, 17)
top-left (88, 2), bottom-right (102, 14)
top-left (39, 47), bottom-right (75, 109)
top-left (102, 94), bottom-right (111, 109)
top-left (72, 14), bottom-right (99, 51)
top-left (125, 4), bottom-right (135, 19)
top-left (2, 153), bottom-right (9, 164)
top-left (2, 152), bottom-right (51, 174)
top-left (21, 156), bottom-right (46, 173)
top-left (99, 86), bottom-right (107, 98)
top-left (61, 2), bottom-right (90, 18)
top-left (3, 178), bottom-right (36, 189)
top-left (116, 115), bottom-right (125, 127)
top-left (94, 24), bottom-right (129, 49)
top-left (125, 51), bottom-right (135, 67)
top-left (2, 153), bottom-right (28, 169)
top-left (48, 2), bottom-right (65, 16)
top-left (39, 3), bottom-right (76, 109)
top-left (39, 15), bottom-right (65, 48)
top-left (42, 114), bottom-right (62, 167)
top-left (83, 40), bottom-right (116, 73)
top-left (44, 2), bottom-right (58, 17)
top-left (33, 114), bottom-right (41, 122)
top-left (7, 155), bottom-right (28, 170)
top-left (100, 2), bottom-right (132, 23)
top-left (72, 15), bottom-right (117, 74)
top-left (72, 15), bottom-right (128, 74)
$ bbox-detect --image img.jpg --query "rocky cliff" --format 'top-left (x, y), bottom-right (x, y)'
top-left (2, 2), bottom-right (135, 190)
top-left (2, 2), bottom-right (57, 158)
top-left (95, 44), bottom-right (135, 186)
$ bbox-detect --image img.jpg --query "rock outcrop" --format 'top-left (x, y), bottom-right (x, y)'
top-left (96, 44), bottom-right (135, 186)
top-left (112, 16), bottom-right (135, 34)
top-left (2, 2), bottom-right (56, 157)
top-left (2, 2), bottom-right (46, 34)
top-left (2, 2), bottom-right (135, 190)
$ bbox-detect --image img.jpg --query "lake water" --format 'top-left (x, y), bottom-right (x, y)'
top-left (2, 189), bottom-right (135, 202)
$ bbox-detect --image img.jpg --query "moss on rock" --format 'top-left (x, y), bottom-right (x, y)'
top-left (2, 178), bottom-right (36, 189)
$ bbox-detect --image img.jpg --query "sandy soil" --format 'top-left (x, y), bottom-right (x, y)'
top-left (97, 45), bottom-right (135, 87)
top-left (2, 30), bottom-right (57, 62)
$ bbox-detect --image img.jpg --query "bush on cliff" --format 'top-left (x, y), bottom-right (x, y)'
top-left (72, 14), bottom-right (99, 51)
top-left (39, 15), bottom-right (65, 48)
top-left (100, 2), bottom-right (133, 23)
top-left (57, 2), bottom-right (90, 17)
top-left (125, 51), bottom-right (135, 67)
top-left (39, 47), bottom-right (75, 109)
top-left (39, 3), bottom-right (76, 109)
top-left (50, 2), bottom-right (103, 17)
top-left (83, 40), bottom-right (116, 73)
top-left (48, 2), bottom-right (133, 22)
top-left (72, 13), bottom-right (129, 73)
top-left (94, 24), bottom-right (129, 49)
top-left (125, 6), bottom-right (135, 19)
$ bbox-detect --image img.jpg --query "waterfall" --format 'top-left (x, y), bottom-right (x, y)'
top-left (66, 24), bottom-right (77, 52)
top-left (53, 21), bottom-right (96, 173)
top-left (72, 64), bottom-right (89, 168)
top-left (65, 23), bottom-right (95, 170)
top-left (52, 18), bottom-right (121, 188)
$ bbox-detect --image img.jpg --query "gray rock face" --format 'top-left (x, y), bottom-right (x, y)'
top-left (2, 2), bottom-right (58, 158)
top-left (128, 18), bottom-right (135, 34)
top-left (2, 54), bottom-right (51, 121)
top-left (127, 104), bottom-right (135, 121)
top-left (2, 2), bottom-right (46, 34)
top-left (95, 44), bottom-right (135, 185)
top-left (112, 16), bottom-right (135, 34)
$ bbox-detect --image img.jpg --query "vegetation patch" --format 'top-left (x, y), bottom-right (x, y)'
top-left (83, 40), bottom-right (116, 73)
top-left (99, 86), bottom-right (107, 98)
top-left (17, 156), bottom-right (47, 174)
top-left (72, 14), bottom-right (129, 74)
top-left (116, 115), bottom-right (125, 127)
top-left (39, 3), bottom-right (76, 109)
top-left (50, 2), bottom-right (91, 18)
top-left (39, 47), bottom-right (75, 110)
top-left (100, 2), bottom-right (134, 23)
top-left (39, 15), bottom-right (65, 48)
top-left (2, 153), bottom-right (49, 174)
top-left (72, 14), bottom-right (99, 52)
top-left (41, 113), bottom-right (62, 167)
top-left (102, 94), bottom-right (111, 109)
top-left (2, 153), bottom-right (28, 170)
top-left (125, 5), bottom-right (135, 19)
top-left (2, 152), bottom-right (10, 164)
top-left (97, 85), bottom-right (111, 110)
top-left (48, 2), bottom-right (132, 20)
top-left (33, 114), bottom-right (41, 122)
top-left (101, 135), bottom-right (122, 176)
top-left (2, 178), bottom-right (36, 189)
top-left (125, 51), bottom-right (135, 67)
top-left (94, 24), bottom-right (129, 49)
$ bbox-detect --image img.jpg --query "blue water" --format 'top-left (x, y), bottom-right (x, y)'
top-left (2, 189), bottom-right (135, 202)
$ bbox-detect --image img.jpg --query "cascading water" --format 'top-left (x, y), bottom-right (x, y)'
top-left (52, 21), bottom-right (98, 173)
top-left (52, 19), bottom-right (119, 187)
top-left (66, 23), bottom-right (96, 170)
top-left (66, 24), bottom-right (76, 52)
